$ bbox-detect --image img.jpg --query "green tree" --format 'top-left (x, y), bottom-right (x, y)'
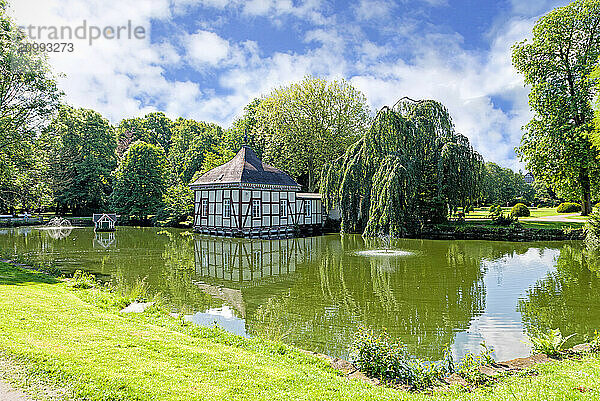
top-left (513, 0), bottom-right (600, 215)
top-left (45, 106), bottom-right (117, 214)
top-left (253, 76), bottom-right (371, 192)
top-left (0, 2), bottom-right (61, 211)
top-left (116, 112), bottom-right (173, 155)
top-left (168, 118), bottom-right (224, 184)
top-left (155, 183), bottom-right (193, 227)
top-left (322, 98), bottom-right (483, 236)
top-left (226, 98), bottom-right (264, 156)
top-left (112, 141), bottom-right (167, 221)
top-left (481, 163), bottom-right (535, 205)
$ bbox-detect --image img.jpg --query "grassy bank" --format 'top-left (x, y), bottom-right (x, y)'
top-left (1, 262), bottom-right (600, 400)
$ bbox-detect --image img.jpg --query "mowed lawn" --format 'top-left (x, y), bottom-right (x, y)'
top-left (1, 262), bottom-right (600, 401)
top-left (466, 207), bottom-right (591, 220)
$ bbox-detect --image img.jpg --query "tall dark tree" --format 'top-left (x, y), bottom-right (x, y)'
top-left (46, 106), bottom-right (117, 214)
top-left (112, 141), bottom-right (167, 221)
top-left (513, 0), bottom-right (600, 215)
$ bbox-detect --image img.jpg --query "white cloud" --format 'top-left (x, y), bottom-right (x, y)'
top-left (354, 0), bottom-right (395, 21)
top-left (6, 0), bottom-right (554, 169)
top-left (184, 30), bottom-right (230, 67)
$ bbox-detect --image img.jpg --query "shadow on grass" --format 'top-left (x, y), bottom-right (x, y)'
top-left (0, 262), bottom-right (59, 286)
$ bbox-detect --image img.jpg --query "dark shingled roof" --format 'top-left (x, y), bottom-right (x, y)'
top-left (190, 146), bottom-right (300, 188)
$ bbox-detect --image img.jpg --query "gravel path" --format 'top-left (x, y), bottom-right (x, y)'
top-left (0, 380), bottom-right (32, 401)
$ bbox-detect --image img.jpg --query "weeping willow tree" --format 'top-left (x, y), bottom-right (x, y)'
top-left (322, 98), bottom-right (484, 237)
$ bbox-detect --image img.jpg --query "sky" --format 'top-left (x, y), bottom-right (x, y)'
top-left (9, 0), bottom-right (570, 170)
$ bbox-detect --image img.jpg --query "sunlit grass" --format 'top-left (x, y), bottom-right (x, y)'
top-left (1, 262), bottom-right (600, 401)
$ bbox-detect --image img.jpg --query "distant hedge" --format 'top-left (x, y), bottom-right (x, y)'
top-left (556, 203), bottom-right (581, 213)
top-left (511, 203), bottom-right (530, 218)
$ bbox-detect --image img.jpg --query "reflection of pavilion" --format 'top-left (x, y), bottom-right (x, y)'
top-left (93, 231), bottom-right (115, 249)
top-left (194, 236), bottom-right (321, 288)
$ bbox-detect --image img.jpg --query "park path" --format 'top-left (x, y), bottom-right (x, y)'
top-left (524, 213), bottom-right (587, 223)
top-left (0, 380), bottom-right (32, 401)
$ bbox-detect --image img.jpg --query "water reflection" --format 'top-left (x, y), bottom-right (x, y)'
top-left (0, 227), bottom-right (597, 362)
top-left (519, 246), bottom-right (600, 345)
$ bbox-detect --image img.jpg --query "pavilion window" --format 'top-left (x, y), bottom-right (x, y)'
top-left (304, 201), bottom-right (312, 218)
top-left (202, 199), bottom-right (208, 217)
top-left (252, 199), bottom-right (261, 219)
top-left (223, 199), bottom-right (231, 218)
top-left (280, 199), bottom-right (288, 218)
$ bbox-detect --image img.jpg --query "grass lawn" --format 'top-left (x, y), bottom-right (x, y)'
top-left (1, 262), bottom-right (600, 400)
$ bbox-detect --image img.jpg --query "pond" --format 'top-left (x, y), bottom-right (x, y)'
top-left (1, 226), bottom-right (599, 363)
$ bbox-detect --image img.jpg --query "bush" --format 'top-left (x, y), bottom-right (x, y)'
top-left (510, 203), bottom-right (530, 218)
top-left (69, 270), bottom-right (97, 289)
top-left (488, 205), bottom-right (515, 226)
top-left (528, 328), bottom-right (575, 358)
top-left (556, 202), bottom-right (581, 213)
top-left (350, 329), bottom-right (450, 389)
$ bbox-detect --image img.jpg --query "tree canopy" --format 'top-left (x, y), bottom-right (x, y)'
top-left (112, 141), bottom-right (167, 220)
top-left (322, 98), bottom-right (483, 237)
top-left (513, 0), bottom-right (600, 215)
top-left (252, 76), bottom-right (371, 192)
top-left (481, 162), bottom-right (535, 206)
top-left (0, 3), bottom-right (61, 212)
top-left (45, 106), bottom-right (117, 215)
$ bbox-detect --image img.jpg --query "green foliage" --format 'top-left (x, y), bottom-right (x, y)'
top-left (351, 329), bottom-right (497, 389)
top-left (0, 8), bottom-right (61, 213)
top-left (322, 98), bottom-right (483, 237)
top-left (168, 118), bottom-right (224, 185)
top-left (254, 76), bottom-right (371, 191)
top-left (557, 202), bottom-right (581, 213)
top-left (487, 205), bottom-right (515, 226)
top-left (511, 203), bottom-right (531, 218)
top-left (155, 184), bottom-right (193, 227)
top-left (584, 211), bottom-right (600, 250)
top-left (69, 270), bottom-right (97, 289)
top-left (350, 328), bottom-right (450, 389)
top-left (116, 112), bottom-right (173, 155)
top-left (513, 0), bottom-right (600, 216)
top-left (456, 343), bottom-right (495, 385)
top-left (528, 328), bottom-right (575, 358)
top-left (481, 163), bottom-right (536, 205)
top-left (112, 141), bottom-right (167, 220)
top-left (197, 146), bottom-right (236, 176)
top-left (44, 106), bottom-right (117, 214)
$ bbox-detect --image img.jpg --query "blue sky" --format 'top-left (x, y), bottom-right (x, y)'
top-left (10, 0), bottom-right (569, 169)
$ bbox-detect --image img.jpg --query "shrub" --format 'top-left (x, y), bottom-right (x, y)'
top-left (69, 270), bottom-right (97, 289)
top-left (350, 329), bottom-right (450, 389)
top-left (456, 343), bottom-right (495, 385)
top-left (488, 205), bottom-right (515, 226)
top-left (528, 328), bottom-right (575, 358)
top-left (510, 203), bottom-right (530, 218)
top-left (556, 202), bottom-right (581, 213)
top-left (585, 212), bottom-right (600, 250)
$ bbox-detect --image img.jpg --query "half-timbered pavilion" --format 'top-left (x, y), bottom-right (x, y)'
top-left (189, 146), bottom-right (322, 238)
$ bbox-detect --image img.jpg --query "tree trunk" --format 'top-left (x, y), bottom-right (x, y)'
top-left (580, 168), bottom-right (592, 216)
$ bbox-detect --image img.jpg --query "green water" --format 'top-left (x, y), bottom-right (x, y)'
top-left (1, 226), bottom-right (599, 362)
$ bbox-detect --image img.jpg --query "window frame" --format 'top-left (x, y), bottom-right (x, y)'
top-left (201, 199), bottom-right (208, 218)
top-left (223, 198), bottom-right (231, 218)
top-left (280, 199), bottom-right (288, 218)
top-left (252, 199), bottom-right (261, 219)
top-left (304, 200), bottom-right (312, 218)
